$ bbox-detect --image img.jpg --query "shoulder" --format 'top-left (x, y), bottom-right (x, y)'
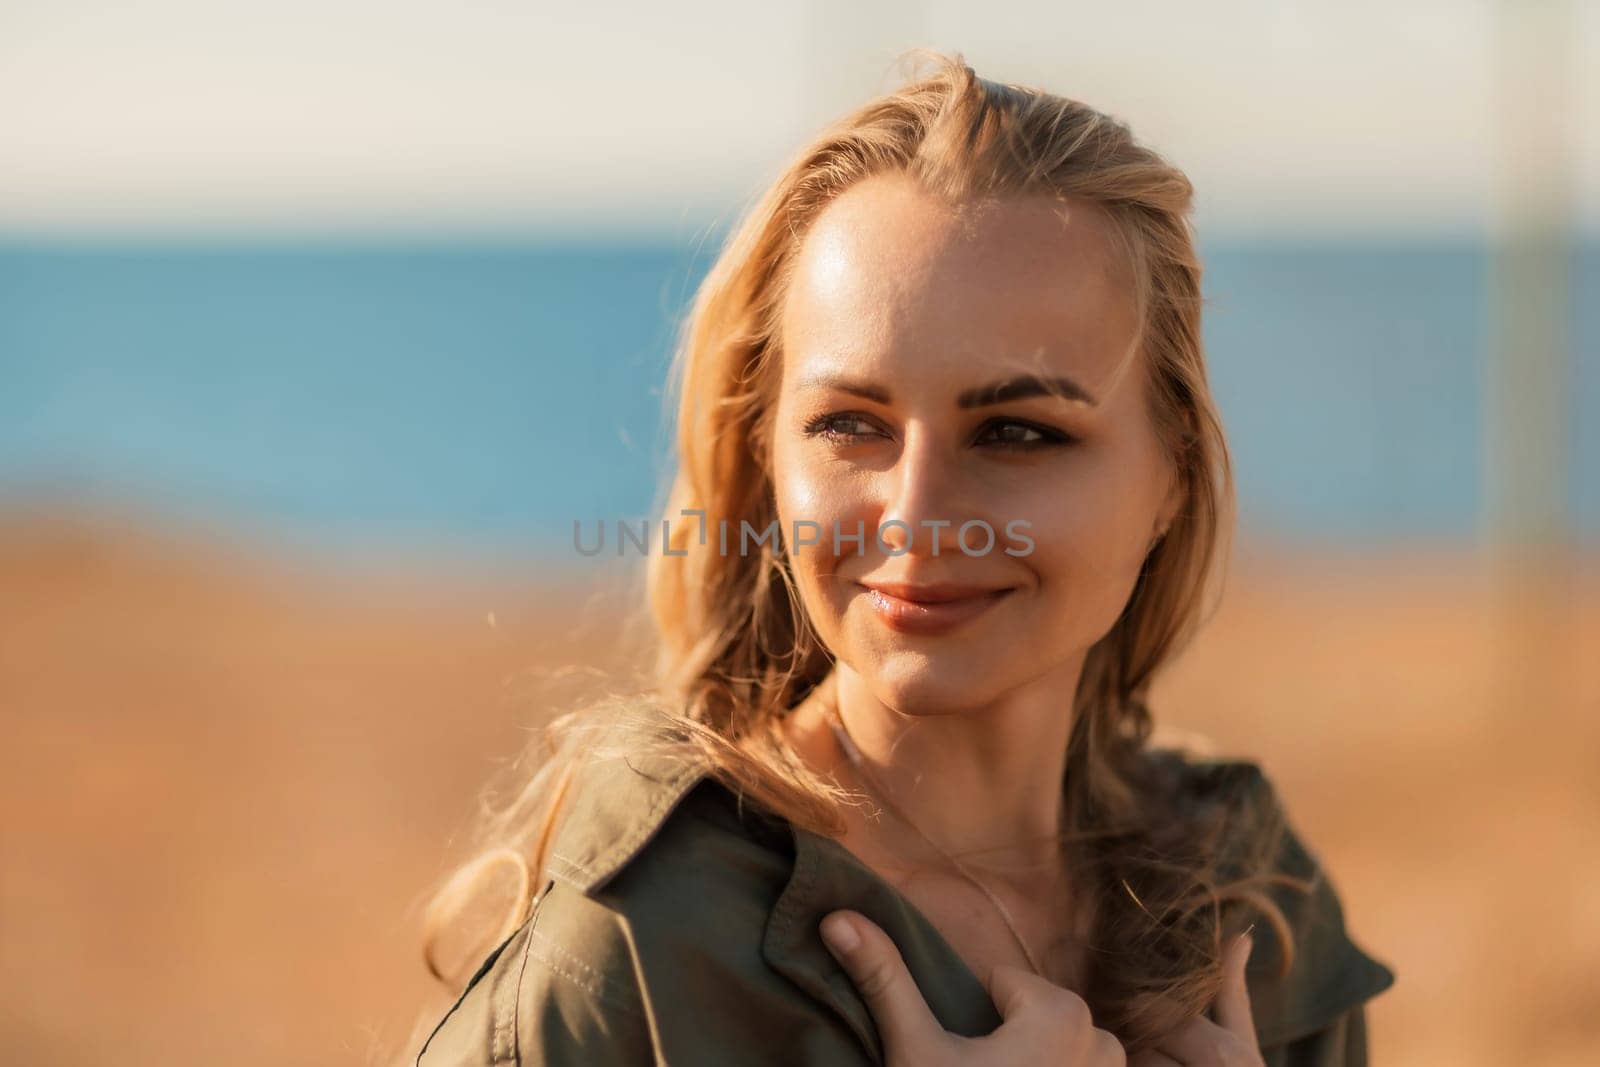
top-left (415, 873), bottom-right (658, 1066)
top-left (572, 769), bottom-right (798, 984)
top-left (419, 737), bottom-right (863, 1065)
top-left (1143, 743), bottom-right (1397, 1051)
top-left (540, 726), bottom-right (799, 961)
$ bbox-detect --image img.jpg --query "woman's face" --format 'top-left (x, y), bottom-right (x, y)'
top-left (770, 172), bottom-right (1183, 714)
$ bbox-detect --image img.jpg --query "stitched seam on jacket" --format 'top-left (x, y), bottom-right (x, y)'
top-left (544, 852), bottom-right (587, 880)
top-left (526, 927), bottom-right (648, 1018)
top-left (588, 761), bottom-right (702, 875)
top-left (548, 761), bottom-right (704, 888)
top-left (492, 888), bottom-right (547, 1067)
top-left (414, 924), bottom-right (522, 1066)
top-left (767, 830), bottom-right (812, 945)
top-left (495, 929), bottom-right (534, 1066)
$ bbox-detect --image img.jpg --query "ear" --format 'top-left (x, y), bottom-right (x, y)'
top-left (1154, 463), bottom-right (1185, 538)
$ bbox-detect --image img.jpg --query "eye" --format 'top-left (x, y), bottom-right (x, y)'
top-left (973, 418), bottom-right (1075, 450)
top-left (802, 412), bottom-right (885, 443)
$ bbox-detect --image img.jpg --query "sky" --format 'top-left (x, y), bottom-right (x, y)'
top-left (0, 0), bottom-right (1595, 239)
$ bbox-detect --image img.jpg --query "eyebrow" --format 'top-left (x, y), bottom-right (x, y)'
top-left (796, 372), bottom-right (1097, 408)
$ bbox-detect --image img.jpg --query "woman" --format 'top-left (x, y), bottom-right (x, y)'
top-left (405, 51), bottom-right (1394, 1066)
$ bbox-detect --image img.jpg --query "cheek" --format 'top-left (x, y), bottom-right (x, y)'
top-left (770, 445), bottom-right (875, 628)
top-left (773, 462), bottom-right (837, 536)
top-left (771, 442), bottom-right (874, 554)
top-left (1020, 452), bottom-right (1160, 611)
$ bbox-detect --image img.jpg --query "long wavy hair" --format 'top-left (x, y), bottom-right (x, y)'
top-left (398, 49), bottom-right (1306, 1061)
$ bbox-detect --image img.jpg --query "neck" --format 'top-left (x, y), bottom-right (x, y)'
top-left (791, 659), bottom-right (1083, 881)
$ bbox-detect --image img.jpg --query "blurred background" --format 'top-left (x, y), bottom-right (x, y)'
top-left (1, 1), bottom-right (1595, 1064)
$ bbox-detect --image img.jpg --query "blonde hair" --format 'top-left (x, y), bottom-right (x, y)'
top-left (402, 49), bottom-right (1306, 1060)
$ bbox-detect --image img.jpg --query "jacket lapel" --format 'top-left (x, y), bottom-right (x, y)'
top-left (543, 738), bottom-right (709, 896)
top-left (761, 822), bottom-right (1003, 1064)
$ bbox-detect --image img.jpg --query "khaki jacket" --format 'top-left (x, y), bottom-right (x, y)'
top-left (416, 739), bottom-right (1395, 1066)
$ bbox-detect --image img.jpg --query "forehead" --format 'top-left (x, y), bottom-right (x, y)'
top-left (779, 173), bottom-right (1140, 398)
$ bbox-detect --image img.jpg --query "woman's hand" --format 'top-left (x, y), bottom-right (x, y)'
top-left (820, 910), bottom-right (1127, 1066)
top-left (1127, 932), bottom-right (1264, 1067)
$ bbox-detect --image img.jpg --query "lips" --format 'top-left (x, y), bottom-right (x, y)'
top-left (857, 579), bottom-right (1015, 636)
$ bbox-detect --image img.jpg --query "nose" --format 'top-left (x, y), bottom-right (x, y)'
top-left (877, 425), bottom-right (969, 558)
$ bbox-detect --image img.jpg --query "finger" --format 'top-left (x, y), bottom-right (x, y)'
top-left (1214, 931), bottom-right (1258, 1043)
top-left (820, 910), bottom-right (944, 1050)
top-left (1093, 1026), bottom-right (1129, 1066)
top-left (982, 960), bottom-right (1089, 1026)
top-left (1154, 1015), bottom-right (1235, 1063)
top-left (982, 963), bottom-right (1111, 1061)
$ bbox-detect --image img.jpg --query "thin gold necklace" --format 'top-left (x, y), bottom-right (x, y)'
top-left (823, 696), bottom-right (1049, 978)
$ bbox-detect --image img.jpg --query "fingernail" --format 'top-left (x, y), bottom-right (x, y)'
top-left (821, 913), bottom-right (860, 955)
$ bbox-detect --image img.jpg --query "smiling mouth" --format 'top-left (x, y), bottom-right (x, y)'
top-left (857, 581), bottom-right (1015, 636)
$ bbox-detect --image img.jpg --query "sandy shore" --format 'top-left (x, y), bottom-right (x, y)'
top-left (1, 510), bottom-right (1594, 1065)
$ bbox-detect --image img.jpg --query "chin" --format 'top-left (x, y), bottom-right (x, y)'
top-left (856, 645), bottom-right (1014, 717)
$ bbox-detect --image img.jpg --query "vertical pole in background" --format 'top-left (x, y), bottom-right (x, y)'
top-left (1486, 0), bottom-right (1574, 563)
top-left (1485, 0), bottom-right (1576, 681)
top-left (1483, 7), bottom-right (1581, 1058)
top-left (1483, 0), bottom-right (1581, 977)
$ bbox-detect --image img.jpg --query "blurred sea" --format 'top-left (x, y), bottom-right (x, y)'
top-left (1, 236), bottom-right (1595, 561)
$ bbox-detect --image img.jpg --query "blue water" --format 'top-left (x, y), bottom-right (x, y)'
top-left (0, 235), bottom-right (1594, 561)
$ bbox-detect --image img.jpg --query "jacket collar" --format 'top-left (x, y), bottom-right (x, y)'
top-left (541, 737), bottom-right (707, 895)
top-left (540, 733), bottom-right (1000, 1063)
